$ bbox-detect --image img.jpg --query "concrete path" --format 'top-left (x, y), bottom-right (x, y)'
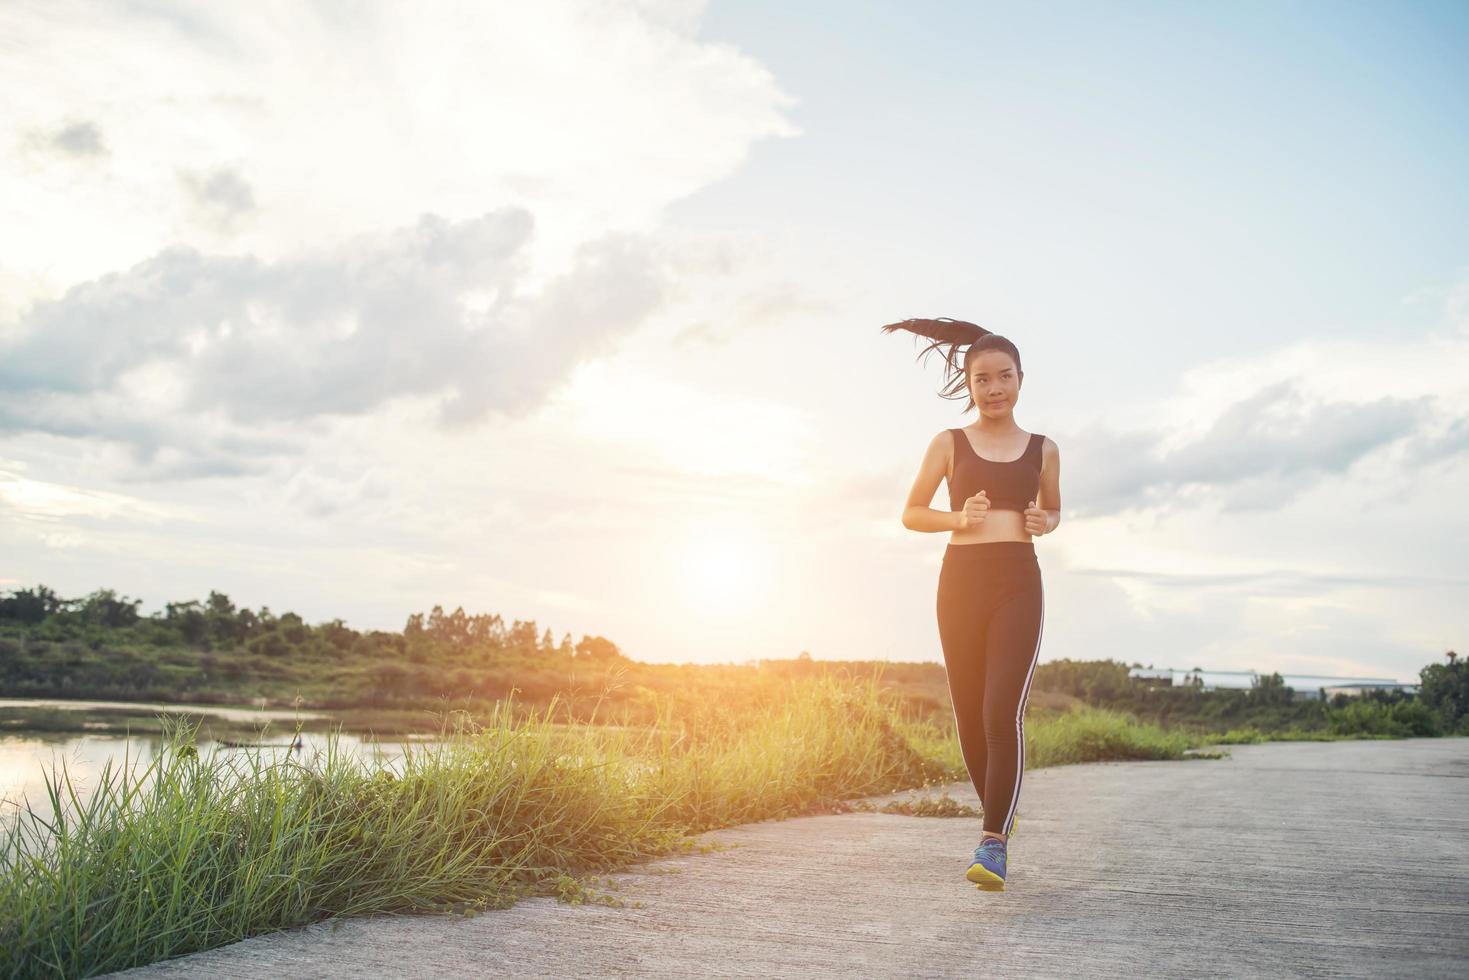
top-left (111, 738), bottom-right (1469, 979)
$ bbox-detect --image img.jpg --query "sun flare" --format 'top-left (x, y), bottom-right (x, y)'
top-left (679, 526), bottom-right (772, 617)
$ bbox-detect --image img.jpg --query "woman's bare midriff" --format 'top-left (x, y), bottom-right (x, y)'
top-left (948, 508), bottom-right (1031, 545)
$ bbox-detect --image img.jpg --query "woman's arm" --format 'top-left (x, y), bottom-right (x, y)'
top-left (1027, 437), bottom-right (1062, 535)
top-left (901, 431), bottom-right (963, 533)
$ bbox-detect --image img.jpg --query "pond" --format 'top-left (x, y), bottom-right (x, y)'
top-left (0, 698), bottom-right (432, 836)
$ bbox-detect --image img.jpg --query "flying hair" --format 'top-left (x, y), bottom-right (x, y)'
top-left (879, 317), bottom-right (1024, 412)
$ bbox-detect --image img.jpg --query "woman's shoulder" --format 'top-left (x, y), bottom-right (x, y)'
top-left (935, 427), bottom-right (963, 446)
top-left (924, 428), bottom-right (963, 460)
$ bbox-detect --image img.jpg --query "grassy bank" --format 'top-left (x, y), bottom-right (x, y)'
top-left (1, 675), bottom-right (1202, 979)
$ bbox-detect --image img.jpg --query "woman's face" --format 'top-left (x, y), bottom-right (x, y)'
top-left (967, 351), bottom-right (1022, 417)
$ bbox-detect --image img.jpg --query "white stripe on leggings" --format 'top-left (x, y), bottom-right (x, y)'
top-left (1002, 576), bottom-right (1045, 835)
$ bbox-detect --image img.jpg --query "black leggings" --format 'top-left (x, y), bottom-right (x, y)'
top-left (935, 541), bottom-right (1045, 835)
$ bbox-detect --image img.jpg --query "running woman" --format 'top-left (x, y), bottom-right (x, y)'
top-left (881, 317), bottom-right (1062, 892)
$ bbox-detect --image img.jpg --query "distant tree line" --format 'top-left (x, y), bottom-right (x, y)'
top-left (2, 585), bottom-right (1463, 737)
top-left (1034, 655), bottom-right (1469, 736)
top-left (0, 584), bottom-right (628, 708)
top-left (0, 585), bottom-right (623, 659)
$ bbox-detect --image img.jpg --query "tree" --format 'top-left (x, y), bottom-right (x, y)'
top-left (404, 612), bottom-right (425, 638)
top-left (1420, 651), bottom-right (1468, 729)
top-left (208, 594), bottom-right (247, 644)
top-left (0, 585), bottom-right (63, 624)
top-left (237, 608), bottom-right (259, 636)
top-left (427, 605), bottom-right (472, 647)
top-left (507, 619), bottom-right (539, 655)
top-left (165, 599), bottom-right (209, 644)
top-left (1249, 671), bottom-right (1293, 707)
top-left (320, 618), bottom-right (358, 652)
top-left (278, 612), bottom-right (308, 645)
top-left (575, 635), bottom-right (623, 660)
top-left (79, 589), bottom-right (142, 628)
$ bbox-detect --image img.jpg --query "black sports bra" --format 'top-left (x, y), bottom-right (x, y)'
top-left (947, 428), bottom-right (1043, 513)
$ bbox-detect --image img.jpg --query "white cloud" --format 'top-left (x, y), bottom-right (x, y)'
top-left (0, 0), bottom-right (800, 487)
top-left (0, 467), bottom-right (183, 524)
top-left (0, 0), bottom-right (798, 320)
top-left (0, 209), bottom-right (669, 473)
top-left (1052, 294), bottom-right (1469, 518)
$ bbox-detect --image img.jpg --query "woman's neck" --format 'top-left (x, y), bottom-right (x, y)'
top-left (968, 418), bottom-right (1023, 436)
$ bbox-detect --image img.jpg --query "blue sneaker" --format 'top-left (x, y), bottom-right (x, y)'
top-left (966, 837), bottom-right (1007, 890)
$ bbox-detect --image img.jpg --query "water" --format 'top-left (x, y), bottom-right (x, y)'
top-left (0, 699), bottom-right (432, 839)
top-left (0, 697), bottom-right (334, 723)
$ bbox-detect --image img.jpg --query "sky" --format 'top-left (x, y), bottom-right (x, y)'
top-left (2, 0), bottom-right (1466, 682)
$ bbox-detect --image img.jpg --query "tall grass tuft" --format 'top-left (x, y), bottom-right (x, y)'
top-left (903, 702), bottom-right (1197, 775)
top-left (0, 672), bottom-right (942, 978)
top-left (1024, 705), bottom-right (1197, 765)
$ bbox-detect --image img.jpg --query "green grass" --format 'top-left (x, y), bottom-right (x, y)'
top-left (1025, 706), bottom-right (1199, 765)
top-left (904, 702), bottom-right (1200, 774)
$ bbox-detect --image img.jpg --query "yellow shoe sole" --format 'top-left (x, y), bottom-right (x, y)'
top-left (966, 863), bottom-right (1006, 890)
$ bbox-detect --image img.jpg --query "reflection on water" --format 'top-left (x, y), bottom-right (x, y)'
top-left (0, 697), bottom-right (332, 723)
top-left (0, 728), bottom-right (424, 837)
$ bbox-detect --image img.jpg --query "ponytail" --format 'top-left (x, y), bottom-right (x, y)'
top-left (880, 316), bottom-right (1022, 412)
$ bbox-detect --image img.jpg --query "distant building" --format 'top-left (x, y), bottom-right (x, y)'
top-left (1127, 667), bottom-right (1418, 700)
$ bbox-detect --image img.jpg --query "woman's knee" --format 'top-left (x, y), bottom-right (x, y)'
top-left (982, 717), bottom-right (1020, 747)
